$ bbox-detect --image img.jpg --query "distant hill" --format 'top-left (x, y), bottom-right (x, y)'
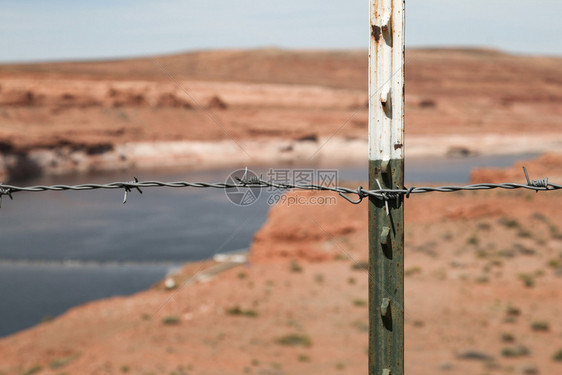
top-left (1, 48), bottom-right (560, 92)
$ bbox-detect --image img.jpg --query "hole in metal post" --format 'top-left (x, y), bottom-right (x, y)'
top-left (372, 25), bottom-right (382, 42)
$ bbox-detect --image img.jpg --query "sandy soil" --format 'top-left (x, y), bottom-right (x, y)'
top-left (1, 48), bottom-right (562, 180)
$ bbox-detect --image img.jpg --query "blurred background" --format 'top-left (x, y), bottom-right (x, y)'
top-left (0, 1), bottom-right (561, 374)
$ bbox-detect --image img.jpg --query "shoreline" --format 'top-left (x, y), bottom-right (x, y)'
top-left (2, 134), bottom-right (561, 182)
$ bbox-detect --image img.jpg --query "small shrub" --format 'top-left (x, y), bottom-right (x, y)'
top-left (347, 277), bottom-right (356, 285)
top-left (475, 275), bottom-right (489, 284)
top-left (237, 272), bottom-right (247, 279)
top-left (501, 345), bottom-right (530, 358)
top-left (535, 237), bottom-right (547, 246)
top-left (405, 266), bottom-right (422, 277)
top-left (141, 313), bottom-right (152, 321)
top-left (442, 232), bottom-right (453, 241)
top-left (457, 351), bottom-right (494, 361)
top-left (353, 299), bottom-right (367, 307)
top-left (226, 306), bottom-right (258, 318)
top-left (532, 212), bottom-right (548, 222)
top-left (351, 261), bottom-right (369, 271)
top-left (334, 254), bottom-right (349, 261)
top-left (535, 269), bottom-right (544, 277)
top-left (413, 320), bottom-right (425, 327)
top-left (314, 274), bottom-right (324, 284)
top-left (548, 259), bottom-right (560, 269)
top-left (290, 260), bottom-right (303, 273)
top-left (298, 354), bottom-right (311, 362)
top-left (503, 316), bottom-right (517, 324)
top-left (514, 243), bottom-right (535, 255)
top-left (499, 218), bottom-right (520, 229)
top-left (553, 349), bottom-right (562, 362)
top-left (162, 315), bottom-right (181, 325)
top-left (467, 235), bottom-right (479, 246)
top-left (501, 332), bottom-right (515, 343)
top-left (477, 222), bottom-right (491, 231)
top-left (121, 365), bottom-right (131, 373)
top-left (476, 249), bottom-right (490, 259)
top-left (549, 224), bottom-right (562, 239)
top-left (251, 359), bottom-right (260, 366)
top-left (519, 273), bottom-right (535, 288)
top-left (518, 363), bottom-right (538, 374)
top-left (22, 366), bottom-right (43, 375)
top-left (270, 362), bottom-right (282, 370)
top-left (170, 365), bottom-right (190, 375)
top-left (50, 354), bottom-right (79, 369)
top-left (506, 305), bottom-right (521, 317)
top-left (419, 98), bottom-right (437, 108)
top-left (497, 249), bottom-right (515, 258)
top-left (530, 321), bottom-right (549, 332)
top-left (275, 333), bottom-right (312, 347)
top-left (517, 228), bottom-right (533, 238)
top-left (335, 362), bottom-right (346, 370)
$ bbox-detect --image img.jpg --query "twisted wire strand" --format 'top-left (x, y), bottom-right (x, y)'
top-left (0, 172), bottom-right (560, 206)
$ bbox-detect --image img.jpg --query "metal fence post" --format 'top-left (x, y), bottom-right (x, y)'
top-left (368, 1), bottom-right (405, 374)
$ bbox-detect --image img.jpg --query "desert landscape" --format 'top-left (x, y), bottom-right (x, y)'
top-left (1, 48), bottom-right (562, 180)
top-left (0, 48), bottom-right (561, 375)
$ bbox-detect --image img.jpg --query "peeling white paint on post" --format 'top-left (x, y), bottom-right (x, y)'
top-left (369, 0), bottom-right (405, 161)
top-left (368, 1), bottom-right (406, 375)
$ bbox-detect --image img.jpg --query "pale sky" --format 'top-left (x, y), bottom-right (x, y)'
top-left (0, 0), bottom-right (560, 63)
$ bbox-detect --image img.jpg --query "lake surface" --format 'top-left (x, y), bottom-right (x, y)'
top-left (0, 153), bottom-right (537, 337)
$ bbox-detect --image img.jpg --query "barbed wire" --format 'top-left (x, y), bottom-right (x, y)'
top-left (0, 167), bottom-right (559, 208)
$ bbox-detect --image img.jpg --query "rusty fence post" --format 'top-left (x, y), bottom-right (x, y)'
top-left (368, 1), bottom-right (405, 374)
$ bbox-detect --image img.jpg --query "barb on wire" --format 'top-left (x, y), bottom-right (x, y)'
top-left (122, 177), bottom-right (143, 204)
top-left (235, 167), bottom-right (263, 186)
top-left (375, 180), bottom-right (390, 215)
top-left (523, 166), bottom-right (548, 189)
top-left (0, 183), bottom-right (14, 208)
top-left (0, 166), bottom-right (559, 208)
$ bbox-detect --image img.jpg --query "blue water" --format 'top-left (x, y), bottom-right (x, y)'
top-left (0, 263), bottom-right (169, 337)
top-left (0, 153), bottom-right (537, 337)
